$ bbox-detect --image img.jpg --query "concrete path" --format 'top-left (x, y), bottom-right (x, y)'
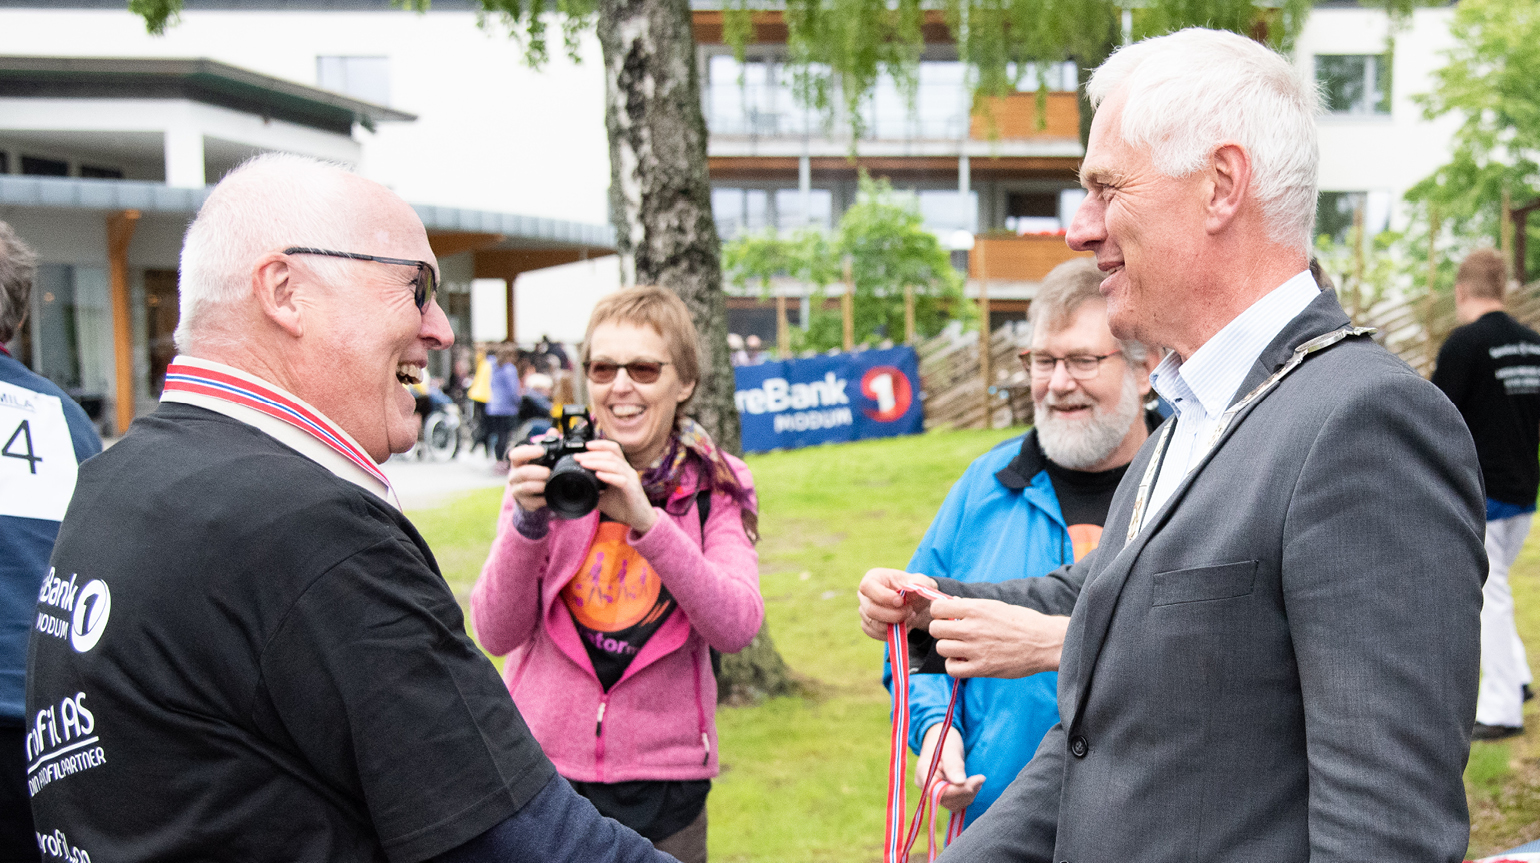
top-left (383, 451), bottom-right (508, 511)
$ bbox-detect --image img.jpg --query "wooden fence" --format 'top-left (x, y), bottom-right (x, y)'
top-left (917, 321), bottom-right (1034, 430)
top-left (915, 279), bottom-right (1540, 430)
top-left (1339, 279), bottom-right (1540, 379)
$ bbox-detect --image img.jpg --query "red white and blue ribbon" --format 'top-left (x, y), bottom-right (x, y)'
top-left (163, 361), bottom-right (391, 490)
top-left (886, 583), bottom-right (966, 863)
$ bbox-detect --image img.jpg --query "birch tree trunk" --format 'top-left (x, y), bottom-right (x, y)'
top-left (597, 0), bottom-right (739, 454)
top-left (597, 0), bottom-right (794, 702)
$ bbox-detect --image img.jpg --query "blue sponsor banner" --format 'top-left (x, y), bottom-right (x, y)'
top-left (734, 346), bottom-right (925, 453)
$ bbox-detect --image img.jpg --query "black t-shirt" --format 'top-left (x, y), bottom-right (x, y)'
top-left (25, 404), bottom-right (554, 863)
top-left (1432, 311), bottom-right (1540, 505)
top-left (1044, 458), bottom-right (1128, 528)
top-left (565, 518), bottom-right (677, 692)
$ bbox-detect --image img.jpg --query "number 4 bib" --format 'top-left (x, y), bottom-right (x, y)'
top-left (0, 379), bottom-right (80, 522)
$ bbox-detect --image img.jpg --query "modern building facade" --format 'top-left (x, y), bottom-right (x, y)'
top-left (693, 8), bottom-right (1094, 341)
top-left (0, 0), bottom-right (618, 435)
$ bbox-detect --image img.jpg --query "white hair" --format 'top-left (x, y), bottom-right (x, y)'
top-left (175, 153), bottom-right (359, 351)
top-left (1036, 365), bottom-right (1143, 471)
top-left (1086, 28), bottom-right (1320, 253)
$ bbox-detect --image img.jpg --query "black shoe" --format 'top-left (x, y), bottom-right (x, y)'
top-left (1473, 722), bottom-right (1524, 741)
top-left (1524, 683), bottom-right (1534, 703)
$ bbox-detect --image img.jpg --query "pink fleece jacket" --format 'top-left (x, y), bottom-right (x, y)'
top-left (470, 456), bottom-right (763, 782)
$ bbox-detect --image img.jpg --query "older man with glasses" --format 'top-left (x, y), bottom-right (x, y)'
top-left (862, 28), bottom-right (1483, 862)
top-left (25, 154), bottom-right (677, 863)
top-left (859, 256), bottom-right (1160, 831)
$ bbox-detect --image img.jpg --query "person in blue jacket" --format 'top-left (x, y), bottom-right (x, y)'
top-left (0, 221), bottom-right (102, 861)
top-left (880, 257), bottom-right (1161, 828)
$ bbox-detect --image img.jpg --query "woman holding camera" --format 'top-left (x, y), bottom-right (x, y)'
top-left (471, 286), bottom-right (763, 863)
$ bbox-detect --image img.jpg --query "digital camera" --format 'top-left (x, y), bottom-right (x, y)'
top-left (533, 405), bottom-right (603, 519)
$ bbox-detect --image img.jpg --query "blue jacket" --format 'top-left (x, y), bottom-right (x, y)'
top-left (887, 430), bottom-right (1074, 827)
top-left (0, 352), bottom-right (101, 723)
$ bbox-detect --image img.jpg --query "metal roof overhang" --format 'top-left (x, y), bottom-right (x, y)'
top-left (0, 175), bottom-right (617, 260)
top-left (0, 56), bottom-right (415, 133)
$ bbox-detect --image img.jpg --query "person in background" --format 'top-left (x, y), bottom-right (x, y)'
top-left (742, 335), bottom-right (765, 366)
top-left (487, 343), bottom-right (522, 471)
top-left (517, 372), bottom-right (555, 441)
top-left (868, 257), bottom-right (1160, 829)
top-left (1432, 247), bottom-right (1540, 741)
top-left (537, 335), bottom-right (572, 373)
top-left (727, 333), bottom-right (748, 367)
top-left (472, 286), bottom-right (764, 863)
top-left (0, 220), bottom-right (103, 863)
top-left (25, 153), bottom-right (675, 863)
top-left (468, 346), bottom-right (494, 456)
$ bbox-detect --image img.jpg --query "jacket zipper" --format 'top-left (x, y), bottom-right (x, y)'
top-left (594, 694), bottom-right (609, 782)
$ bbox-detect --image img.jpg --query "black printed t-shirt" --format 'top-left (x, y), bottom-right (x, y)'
top-left (562, 518), bottom-right (678, 691)
top-left (25, 403), bottom-right (555, 863)
top-left (1041, 434), bottom-right (1135, 562)
top-left (1433, 311), bottom-right (1540, 505)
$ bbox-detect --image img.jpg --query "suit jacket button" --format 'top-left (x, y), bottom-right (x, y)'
top-left (1069, 735), bottom-right (1088, 758)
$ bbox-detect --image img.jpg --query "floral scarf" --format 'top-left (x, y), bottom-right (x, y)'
top-left (639, 417), bottom-right (759, 542)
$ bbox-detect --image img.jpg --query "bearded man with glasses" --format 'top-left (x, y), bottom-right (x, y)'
top-left (858, 257), bottom-right (1160, 830)
top-left (26, 153), bottom-right (678, 863)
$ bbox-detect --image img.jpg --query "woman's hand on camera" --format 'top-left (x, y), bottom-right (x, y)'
top-left (506, 444), bottom-right (553, 513)
top-left (575, 440), bottom-right (657, 534)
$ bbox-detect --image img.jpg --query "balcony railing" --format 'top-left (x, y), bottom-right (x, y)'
top-left (970, 235), bottom-right (1092, 282)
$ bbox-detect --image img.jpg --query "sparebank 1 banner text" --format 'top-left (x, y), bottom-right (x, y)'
top-left (733, 346), bottom-right (925, 453)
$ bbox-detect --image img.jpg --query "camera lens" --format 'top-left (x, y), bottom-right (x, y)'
top-left (546, 454), bottom-right (603, 519)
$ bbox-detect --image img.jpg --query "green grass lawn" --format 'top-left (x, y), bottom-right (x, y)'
top-left (408, 426), bottom-right (1540, 861)
top-left (412, 426), bottom-right (1019, 861)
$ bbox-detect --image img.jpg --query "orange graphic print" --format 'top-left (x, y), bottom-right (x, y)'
top-left (562, 522), bottom-right (668, 633)
top-left (1067, 523), bottom-right (1103, 563)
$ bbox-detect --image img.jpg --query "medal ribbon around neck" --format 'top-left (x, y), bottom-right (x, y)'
top-left (1127, 326), bottom-right (1376, 543)
top-left (885, 583), bottom-right (967, 863)
top-left (163, 362), bottom-right (393, 491)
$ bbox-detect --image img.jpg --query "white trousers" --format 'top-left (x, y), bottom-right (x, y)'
top-left (1476, 512), bottom-right (1534, 728)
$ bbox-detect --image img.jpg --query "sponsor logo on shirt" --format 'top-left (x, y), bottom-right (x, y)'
top-left (34, 570), bottom-right (111, 653)
top-left (35, 828), bottom-right (92, 863)
top-left (26, 692), bottom-right (106, 796)
top-left (1489, 342), bottom-right (1540, 359)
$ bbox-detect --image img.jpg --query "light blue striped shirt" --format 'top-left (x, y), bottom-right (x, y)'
top-left (1144, 270), bottom-right (1320, 519)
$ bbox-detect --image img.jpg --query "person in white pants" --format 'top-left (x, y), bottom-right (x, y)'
top-left (1479, 512), bottom-right (1534, 731)
top-left (1431, 247), bottom-right (1540, 741)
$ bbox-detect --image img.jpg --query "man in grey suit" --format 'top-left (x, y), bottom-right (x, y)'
top-left (860, 28), bottom-right (1485, 862)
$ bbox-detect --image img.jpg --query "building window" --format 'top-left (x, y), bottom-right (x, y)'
top-left (80, 165), bottom-right (124, 180)
top-left (704, 55), bottom-right (814, 137)
top-left (712, 188), bottom-right (770, 239)
top-left (1315, 190), bottom-right (1392, 245)
top-left (1316, 55), bottom-right (1389, 115)
top-left (21, 155), bottom-right (68, 177)
top-left (28, 265), bottom-right (113, 418)
top-left (774, 189), bottom-right (833, 232)
top-left (918, 190), bottom-right (978, 236)
top-left (1005, 191), bottom-right (1059, 234)
top-left (317, 56), bottom-right (391, 106)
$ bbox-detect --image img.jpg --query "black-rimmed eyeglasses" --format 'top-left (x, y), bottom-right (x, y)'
top-left (1021, 351), bottom-right (1123, 381)
top-left (283, 247), bottom-right (438, 312)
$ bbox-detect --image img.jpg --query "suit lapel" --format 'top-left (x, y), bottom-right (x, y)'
top-left (1061, 290), bottom-right (1353, 732)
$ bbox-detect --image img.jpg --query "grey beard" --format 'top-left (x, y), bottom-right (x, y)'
top-left (1035, 371), bottom-right (1142, 471)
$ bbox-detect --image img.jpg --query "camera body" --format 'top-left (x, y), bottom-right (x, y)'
top-left (533, 405), bottom-right (604, 519)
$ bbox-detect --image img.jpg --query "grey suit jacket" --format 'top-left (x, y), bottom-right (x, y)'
top-left (933, 291), bottom-right (1486, 863)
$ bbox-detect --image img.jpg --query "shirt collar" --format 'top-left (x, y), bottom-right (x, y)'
top-left (1149, 270), bottom-right (1319, 419)
top-left (160, 354), bottom-right (400, 510)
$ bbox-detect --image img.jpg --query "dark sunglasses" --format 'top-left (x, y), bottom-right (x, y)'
top-left (284, 247), bottom-right (438, 312)
top-left (584, 360), bottom-right (670, 384)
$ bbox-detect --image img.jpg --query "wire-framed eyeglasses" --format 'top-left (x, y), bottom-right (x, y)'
top-left (284, 247), bottom-right (438, 312)
top-left (1021, 351), bottom-right (1123, 381)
